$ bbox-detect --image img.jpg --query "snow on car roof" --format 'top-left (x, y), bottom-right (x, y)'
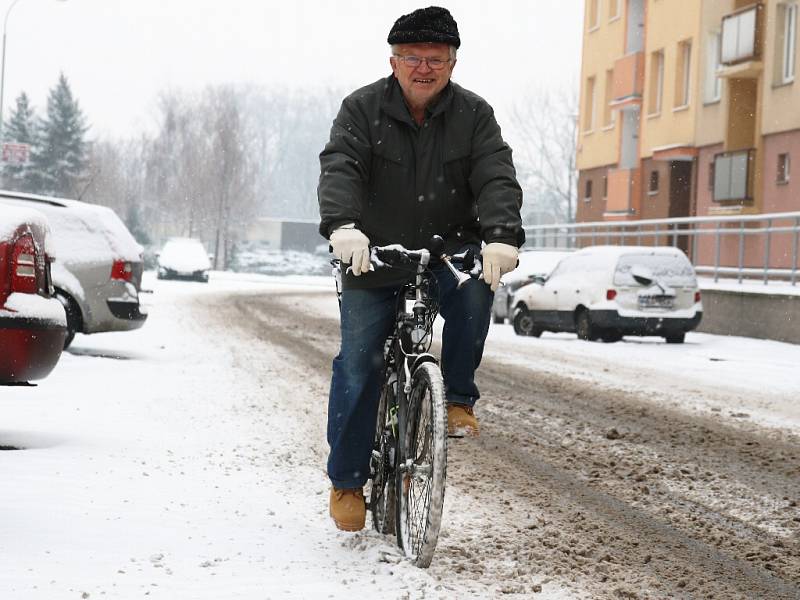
top-left (0, 192), bottom-right (142, 263)
top-left (502, 249), bottom-right (572, 284)
top-left (159, 237), bottom-right (211, 270)
top-left (574, 245), bottom-right (688, 258)
top-left (0, 204), bottom-right (50, 242)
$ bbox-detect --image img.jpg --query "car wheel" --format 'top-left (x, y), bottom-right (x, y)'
top-left (664, 333), bottom-right (685, 344)
top-left (513, 307), bottom-right (542, 337)
top-left (55, 291), bottom-right (81, 349)
top-left (492, 313), bottom-right (505, 325)
top-left (601, 329), bottom-right (623, 343)
top-left (575, 310), bottom-right (597, 341)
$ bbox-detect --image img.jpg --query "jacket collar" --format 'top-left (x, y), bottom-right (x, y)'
top-left (380, 75), bottom-right (454, 126)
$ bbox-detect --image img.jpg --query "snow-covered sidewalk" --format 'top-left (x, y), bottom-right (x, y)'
top-left (0, 275), bottom-right (479, 600)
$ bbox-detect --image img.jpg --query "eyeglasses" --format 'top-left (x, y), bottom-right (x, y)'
top-left (393, 55), bottom-right (452, 70)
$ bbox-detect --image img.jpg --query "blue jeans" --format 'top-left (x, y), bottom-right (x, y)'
top-left (326, 261), bottom-right (493, 489)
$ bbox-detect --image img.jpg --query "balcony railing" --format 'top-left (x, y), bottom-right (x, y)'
top-left (713, 149), bottom-right (754, 202)
top-left (523, 211), bottom-right (800, 286)
top-left (721, 4), bottom-right (762, 65)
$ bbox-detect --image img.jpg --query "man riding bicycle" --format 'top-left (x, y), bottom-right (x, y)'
top-left (318, 6), bottom-right (525, 532)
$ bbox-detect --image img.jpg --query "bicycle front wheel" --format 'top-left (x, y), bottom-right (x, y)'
top-left (395, 361), bottom-right (447, 568)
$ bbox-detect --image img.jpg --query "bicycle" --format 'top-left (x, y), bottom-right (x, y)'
top-left (333, 236), bottom-right (477, 568)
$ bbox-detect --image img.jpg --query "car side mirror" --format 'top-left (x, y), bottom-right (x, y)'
top-left (532, 274), bottom-right (547, 285)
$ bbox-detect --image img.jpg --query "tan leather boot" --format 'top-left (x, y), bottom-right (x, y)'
top-left (447, 404), bottom-right (480, 437)
top-left (329, 487), bottom-right (366, 531)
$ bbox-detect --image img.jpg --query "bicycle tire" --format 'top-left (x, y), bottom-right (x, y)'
top-left (395, 362), bottom-right (447, 568)
top-left (369, 376), bottom-right (396, 534)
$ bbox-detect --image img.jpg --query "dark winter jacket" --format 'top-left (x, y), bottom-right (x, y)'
top-left (318, 75), bottom-right (524, 289)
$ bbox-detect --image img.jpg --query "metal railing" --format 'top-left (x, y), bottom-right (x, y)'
top-left (523, 211), bottom-right (800, 285)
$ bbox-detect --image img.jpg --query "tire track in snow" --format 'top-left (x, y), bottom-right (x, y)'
top-left (204, 289), bottom-right (800, 599)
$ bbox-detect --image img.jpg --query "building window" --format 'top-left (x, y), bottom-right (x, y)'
top-left (675, 40), bottom-right (693, 108)
top-left (588, 0), bottom-right (600, 30)
top-left (649, 170), bottom-right (660, 194)
top-left (584, 76), bottom-right (596, 132)
top-left (705, 32), bottom-right (722, 102)
top-left (603, 69), bottom-right (615, 127)
top-left (778, 153), bottom-right (791, 184)
top-left (714, 150), bottom-right (753, 201)
top-left (777, 3), bottom-right (797, 84)
top-left (602, 175), bottom-right (608, 197)
top-left (584, 179), bottom-right (593, 202)
top-left (609, 0), bottom-right (620, 21)
top-left (708, 161), bottom-right (716, 190)
top-left (648, 50), bottom-right (664, 114)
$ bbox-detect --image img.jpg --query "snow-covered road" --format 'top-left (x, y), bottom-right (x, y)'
top-left (1, 272), bottom-right (798, 599)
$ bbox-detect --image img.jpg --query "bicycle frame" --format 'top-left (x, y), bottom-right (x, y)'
top-left (387, 256), bottom-right (440, 485)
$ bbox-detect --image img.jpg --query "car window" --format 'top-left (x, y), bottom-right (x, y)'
top-left (547, 257), bottom-right (574, 279)
top-left (613, 253), bottom-right (697, 287)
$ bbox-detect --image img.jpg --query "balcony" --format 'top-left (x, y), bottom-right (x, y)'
top-left (714, 149), bottom-right (755, 203)
top-left (719, 4), bottom-right (763, 76)
top-left (611, 52), bottom-right (645, 109)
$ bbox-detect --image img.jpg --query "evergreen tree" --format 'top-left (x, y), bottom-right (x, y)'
top-left (2, 92), bottom-right (38, 192)
top-left (32, 72), bottom-right (89, 197)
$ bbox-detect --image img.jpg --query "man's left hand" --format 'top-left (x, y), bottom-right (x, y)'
top-left (481, 243), bottom-right (518, 291)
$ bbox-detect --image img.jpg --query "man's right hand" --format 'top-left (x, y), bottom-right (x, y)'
top-left (330, 226), bottom-right (371, 276)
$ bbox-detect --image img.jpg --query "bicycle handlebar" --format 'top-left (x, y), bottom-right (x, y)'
top-left (331, 238), bottom-right (480, 289)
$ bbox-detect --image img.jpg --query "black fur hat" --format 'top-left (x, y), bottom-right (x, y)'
top-left (387, 6), bottom-right (460, 49)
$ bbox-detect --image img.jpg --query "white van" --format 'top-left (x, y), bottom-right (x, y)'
top-left (511, 246), bottom-right (703, 343)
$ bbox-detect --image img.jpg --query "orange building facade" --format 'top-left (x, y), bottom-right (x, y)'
top-left (576, 0), bottom-right (799, 268)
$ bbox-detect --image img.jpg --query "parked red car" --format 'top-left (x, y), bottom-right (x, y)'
top-left (0, 205), bottom-right (66, 383)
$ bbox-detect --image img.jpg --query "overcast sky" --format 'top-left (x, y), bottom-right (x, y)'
top-left (3, 0), bottom-right (584, 139)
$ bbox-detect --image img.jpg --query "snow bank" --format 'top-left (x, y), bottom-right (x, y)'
top-left (230, 243), bottom-right (331, 276)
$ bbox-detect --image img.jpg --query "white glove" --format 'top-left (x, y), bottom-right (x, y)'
top-left (330, 225), bottom-right (371, 276)
top-left (481, 242), bottom-right (518, 291)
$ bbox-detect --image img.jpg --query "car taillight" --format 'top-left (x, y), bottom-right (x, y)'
top-left (111, 260), bottom-right (133, 282)
top-left (694, 291), bottom-right (701, 303)
top-left (606, 289), bottom-right (617, 300)
top-left (11, 234), bottom-right (37, 294)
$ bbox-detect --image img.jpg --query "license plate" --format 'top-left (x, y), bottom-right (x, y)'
top-left (638, 295), bottom-right (675, 309)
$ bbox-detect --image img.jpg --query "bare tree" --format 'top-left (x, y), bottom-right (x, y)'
top-left (507, 87), bottom-right (578, 225)
top-left (199, 85), bottom-right (256, 269)
top-left (246, 85), bottom-right (342, 220)
top-left (79, 84), bottom-right (342, 266)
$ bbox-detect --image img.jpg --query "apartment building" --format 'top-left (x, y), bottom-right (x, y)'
top-left (576, 0), bottom-right (799, 233)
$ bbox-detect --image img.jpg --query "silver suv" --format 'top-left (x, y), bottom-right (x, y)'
top-left (0, 191), bottom-right (148, 348)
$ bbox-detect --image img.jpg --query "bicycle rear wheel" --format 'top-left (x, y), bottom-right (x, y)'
top-left (369, 376), bottom-right (396, 534)
top-left (395, 362), bottom-right (447, 568)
